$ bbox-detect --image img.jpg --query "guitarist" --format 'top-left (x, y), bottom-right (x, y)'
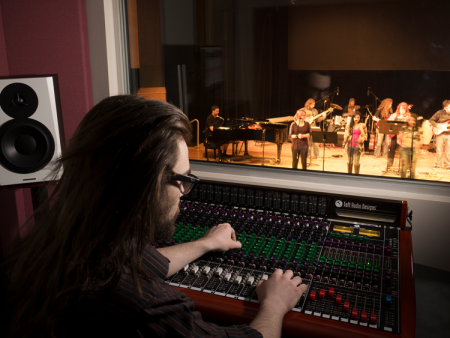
top-left (373, 98), bottom-right (393, 159)
top-left (429, 100), bottom-right (450, 170)
top-left (301, 98), bottom-right (328, 160)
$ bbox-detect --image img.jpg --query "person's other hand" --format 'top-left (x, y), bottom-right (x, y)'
top-left (256, 269), bottom-right (307, 317)
top-left (200, 223), bottom-right (241, 251)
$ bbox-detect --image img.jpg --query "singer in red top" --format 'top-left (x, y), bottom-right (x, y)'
top-left (386, 102), bottom-right (410, 168)
top-left (373, 98), bottom-right (393, 159)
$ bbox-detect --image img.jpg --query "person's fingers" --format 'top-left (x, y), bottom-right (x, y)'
top-left (291, 276), bottom-right (302, 286)
top-left (231, 228), bottom-right (237, 241)
top-left (272, 269), bottom-right (283, 277)
top-left (231, 240), bottom-right (242, 249)
top-left (283, 269), bottom-right (294, 279)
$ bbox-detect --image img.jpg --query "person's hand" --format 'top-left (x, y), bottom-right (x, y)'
top-left (291, 134), bottom-right (297, 139)
top-left (256, 269), bottom-right (307, 317)
top-left (298, 133), bottom-right (302, 138)
top-left (200, 223), bottom-right (241, 252)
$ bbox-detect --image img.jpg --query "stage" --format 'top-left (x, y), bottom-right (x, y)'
top-left (189, 141), bottom-right (450, 183)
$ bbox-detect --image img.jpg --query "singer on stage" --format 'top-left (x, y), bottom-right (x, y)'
top-left (205, 105), bottom-right (230, 159)
top-left (373, 98), bottom-right (393, 159)
top-left (302, 98), bottom-right (325, 159)
top-left (289, 109), bottom-right (311, 170)
top-left (343, 112), bottom-right (366, 174)
top-left (398, 113), bottom-right (422, 179)
top-left (387, 102), bottom-right (410, 168)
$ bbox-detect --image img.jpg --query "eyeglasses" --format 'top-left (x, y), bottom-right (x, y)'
top-left (168, 173), bottom-right (200, 195)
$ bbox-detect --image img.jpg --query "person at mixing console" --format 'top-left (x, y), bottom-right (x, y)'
top-left (1, 96), bottom-right (307, 338)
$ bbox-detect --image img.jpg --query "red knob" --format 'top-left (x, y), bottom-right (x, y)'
top-left (335, 294), bottom-right (342, 305)
top-left (351, 308), bottom-right (358, 319)
top-left (370, 313), bottom-right (377, 324)
top-left (309, 290), bottom-right (316, 301)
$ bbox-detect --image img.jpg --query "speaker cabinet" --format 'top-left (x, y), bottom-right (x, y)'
top-left (0, 75), bottom-right (65, 186)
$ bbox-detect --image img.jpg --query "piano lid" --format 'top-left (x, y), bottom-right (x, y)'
top-left (266, 116), bottom-right (294, 123)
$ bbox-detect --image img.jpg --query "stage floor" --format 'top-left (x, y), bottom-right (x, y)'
top-left (189, 141), bottom-right (450, 183)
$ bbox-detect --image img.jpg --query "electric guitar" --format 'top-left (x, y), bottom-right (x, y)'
top-left (304, 107), bottom-right (334, 124)
top-left (432, 120), bottom-right (450, 135)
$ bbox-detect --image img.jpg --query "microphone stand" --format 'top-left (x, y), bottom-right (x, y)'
top-left (367, 89), bottom-right (381, 153)
top-left (348, 124), bottom-right (354, 173)
top-left (409, 124), bottom-right (415, 179)
top-left (368, 88), bottom-right (382, 110)
top-left (202, 117), bottom-right (224, 134)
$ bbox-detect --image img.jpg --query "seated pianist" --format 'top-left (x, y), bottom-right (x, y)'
top-left (205, 105), bottom-right (230, 160)
top-left (1, 96), bottom-right (307, 338)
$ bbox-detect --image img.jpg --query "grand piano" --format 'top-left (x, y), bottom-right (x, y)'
top-left (205, 118), bottom-right (290, 163)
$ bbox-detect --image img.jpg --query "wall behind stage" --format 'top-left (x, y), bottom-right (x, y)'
top-left (0, 0), bottom-right (93, 257)
top-left (288, 0), bottom-right (450, 71)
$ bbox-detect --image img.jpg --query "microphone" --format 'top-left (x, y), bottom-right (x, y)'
top-left (217, 115), bottom-right (224, 119)
top-left (367, 87), bottom-right (370, 96)
top-left (337, 87), bottom-right (339, 95)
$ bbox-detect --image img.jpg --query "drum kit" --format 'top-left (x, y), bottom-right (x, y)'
top-left (325, 104), bottom-right (375, 132)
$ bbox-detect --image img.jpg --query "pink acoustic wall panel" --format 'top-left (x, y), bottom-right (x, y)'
top-left (1, 0), bottom-right (93, 143)
top-left (0, 3), bottom-right (9, 76)
top-left (0, 0), bottom-right (93, 256)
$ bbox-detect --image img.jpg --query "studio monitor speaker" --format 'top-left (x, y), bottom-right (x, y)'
top-left (0, 75), bottom-right (65, 186)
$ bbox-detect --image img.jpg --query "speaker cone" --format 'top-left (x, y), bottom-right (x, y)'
top-left (0, 119), bottom-right (55, 174)
top-left (0, 83), bottom-right (39, 119)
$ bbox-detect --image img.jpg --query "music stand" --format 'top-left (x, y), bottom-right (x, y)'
top-left (379, 120), bottom-right (406, 175)
top-left (312, 131), bottom-right (338, 171)
top-left (308, 127), bottom-right (321, 167)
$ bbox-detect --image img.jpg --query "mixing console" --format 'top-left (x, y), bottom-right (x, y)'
top-left (158, 182), bottom-right (414, 337)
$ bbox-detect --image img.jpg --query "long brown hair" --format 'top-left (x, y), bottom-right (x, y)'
top-left (378, 98), bottom-right (393, 119)
top-left (3, 95), bottom-right (192, 337)
top-left (395, 101), bottom-right (411, 114)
